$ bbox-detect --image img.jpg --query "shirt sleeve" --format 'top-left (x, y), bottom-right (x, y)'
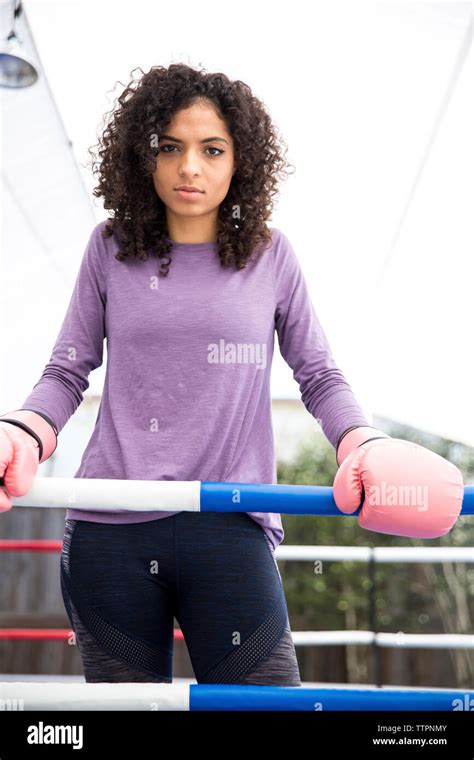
top-left (272, 228), bottom-right (370, 449)
top-left (20, 222), bottom-right (108, 433)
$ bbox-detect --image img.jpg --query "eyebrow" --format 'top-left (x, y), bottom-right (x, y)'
top-left (158, 134), bottom-right (229, 145)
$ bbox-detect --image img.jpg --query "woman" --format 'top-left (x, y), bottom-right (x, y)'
top-left (0, 63), bottom-right (463, 685)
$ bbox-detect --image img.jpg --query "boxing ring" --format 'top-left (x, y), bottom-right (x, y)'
top-left (1, 478), bottom-right (473, 711)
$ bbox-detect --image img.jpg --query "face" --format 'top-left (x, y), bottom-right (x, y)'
top-left (152, 100), bottom-right (235, 242)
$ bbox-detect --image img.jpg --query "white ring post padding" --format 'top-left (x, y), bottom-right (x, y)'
top-left (276, 546), bottom-right (474, 563)
top-left (11, 478), bottom-right (202, 512)
top-left (291, 631), bottom-right (474, 648)
top-left (293, 631), bottom-right (375, 646)
top-left (0, 682), bottom-right (190, 711)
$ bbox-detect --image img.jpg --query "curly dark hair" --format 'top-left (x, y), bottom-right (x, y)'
top-left (86, 62), bottom-right (295, 276)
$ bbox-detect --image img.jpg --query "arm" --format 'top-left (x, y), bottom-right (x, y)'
top-left (0, 222), bottom-right (108, 506)
top-left (18, 221), bottom-right (108, 434)
top-left (272, 228), bottom-right (370, 449)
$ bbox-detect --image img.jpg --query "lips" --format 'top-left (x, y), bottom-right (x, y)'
top-left (174, 188), bottom-right (204, 202)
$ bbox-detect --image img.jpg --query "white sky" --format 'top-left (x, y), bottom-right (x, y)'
top-left (2, 0), bottom-right (473, 446)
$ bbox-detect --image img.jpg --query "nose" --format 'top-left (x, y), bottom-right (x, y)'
top-left (178, 149), bottom-right (203, 176)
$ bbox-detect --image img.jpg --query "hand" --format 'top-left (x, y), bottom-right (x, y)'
top-left (333, 426), bottom-right (464, 538)
top-left (0, 410), bottom-right (58, 514)
top-left (0, 422), bottom-right (40, 513)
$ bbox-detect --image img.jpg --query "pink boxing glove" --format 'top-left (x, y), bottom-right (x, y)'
top-left (333, 426), bottom-right (464, 539)
top-left (0, 410), bottom-right (58, 513)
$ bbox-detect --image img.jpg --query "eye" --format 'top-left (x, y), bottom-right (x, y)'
top-left (158, 145), bottom-right (224, 157)
top-left (206, 147), bottom-right (224, 157)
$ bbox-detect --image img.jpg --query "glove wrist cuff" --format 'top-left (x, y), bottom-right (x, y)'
top-left (0, 409), bottom-right (58, 463)
top-left (336, 426), bottom-right (390, 466)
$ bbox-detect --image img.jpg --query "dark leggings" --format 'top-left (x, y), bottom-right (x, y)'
top-left (60, 511), bottom-right (301, 686)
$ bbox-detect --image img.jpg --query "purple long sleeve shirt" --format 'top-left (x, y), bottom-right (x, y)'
top-left (20, 221), bottom-right (369, 549)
